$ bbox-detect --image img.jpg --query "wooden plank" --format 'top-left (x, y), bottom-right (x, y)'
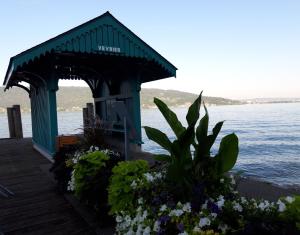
top-left (0, 138), bottom-right (92, 234)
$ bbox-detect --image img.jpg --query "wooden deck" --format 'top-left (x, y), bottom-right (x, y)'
top-left (0, 138), bottom-right (94, 235)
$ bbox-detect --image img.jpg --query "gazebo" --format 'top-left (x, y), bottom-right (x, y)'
top-left (3, 11), bottom-right (177, 157)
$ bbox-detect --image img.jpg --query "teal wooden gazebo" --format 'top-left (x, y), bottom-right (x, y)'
top-left (3, 12), bottom-right (177, 157)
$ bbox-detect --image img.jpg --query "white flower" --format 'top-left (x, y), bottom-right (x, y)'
top-left (142, 210), bottom-right (148, 220)
top-left (153, 220), bottom-right (161, 232)
top-left (130, 180), bottom-right (137, 189)
top-left (67, 170), bottom-right (76, 191)
top-left (218, 223), bottom-right (229, 233)
top-left (143, 226), bottom-right (151, 235)
top-left (138, 197), bottom-right (143, 205)
top-left (211, 213), bottom-right (218, 219)
top-left (220, 178), bottom-right (224, 183)
top-left (240, 197), bottom-right (247, 204)
top-left (177, 202), bottom-right (183, 207)
top-left (277, 200), bottom-right (286, 212)
top-left (178, 232), bottom-right (188, 235)
top-left (136, 224), bottom-right (143, 235)
top-left (258, 202), bottom-right (266, 211)
top-left (285, 196), bottom-right (295, 203)
top-left (169, 209), bottom-right (184, 217)
top-left (116, 215), bottom-right (123, 223)
top-left (144, 173), bottom-right (154, 182)
top-left (233, 202), bottom-right (243, 212)
top-left (94, 146), bottom-right (99, 151)
top-left (125, 230), bottom-right (134, 235)
top-left (89, 146), bottom-right (94, 152)
top-left (154, 172), bottom-right (163, 179)
top-left (124, 215), bottom-right (131, 224)
top-left (199, 217), bottom-right (211, 228)
top-left (216, 196), bottom-right (225, 208)
top-left (182, 202), bottom-right (191, 213)
top-left (201, 200), bottom-right (208, 210)
top-left (160, 204), bottom-right (167, 212)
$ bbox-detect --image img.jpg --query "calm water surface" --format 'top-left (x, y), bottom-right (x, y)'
top-left (0, 103), bottom-right (299, 187)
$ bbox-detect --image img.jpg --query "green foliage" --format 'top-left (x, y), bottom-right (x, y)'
top-left (280, 196), bottom-right (300, 230)
top-left (108, 160), bottom-right (149, 214)
top-left (74, 151), bottom-right (109, 197)
top-left (144, 92), bottom-right (239, 198)
top-left (215, 133), bottom-right (239, 173)
top-left (154, 98), bottom-right (185, 138)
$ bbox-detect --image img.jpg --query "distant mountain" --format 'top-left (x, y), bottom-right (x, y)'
top-left (0, 87), bottom-right (243, 113)
top-left (140, 89), bottom-right (243, 108)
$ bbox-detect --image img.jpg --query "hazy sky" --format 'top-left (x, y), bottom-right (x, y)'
top-left (1, 1), bottom-right (299, 99)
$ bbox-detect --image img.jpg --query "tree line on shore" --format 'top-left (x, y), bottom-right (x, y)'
top-left (0, 87), bottom-right (243, 113)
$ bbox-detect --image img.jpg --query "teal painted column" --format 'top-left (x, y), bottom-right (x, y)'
top-left (46, 77), bottom-right (59, 155)
top-left (130, 79), bottom-right (142, 145)
top-left (30, 76), bottom-right (58, 157)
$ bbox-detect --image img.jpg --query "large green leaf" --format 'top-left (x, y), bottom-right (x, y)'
top-left (207, 121), bottom-right (224, 150)
top-left (154, 98), bottom-right (186, 138)
top-left (196, 104), bottom-right (209, 144)
top-left (171, 126), bottom-right (195, 159)
top-left (215, 133), bottom-right (239, 173)
top-left (144, 126), bottom-right (172, 152)
top-left (186, 92), bottom-right (202, 127)
top-left (196, 121), bottom-right (224, 158)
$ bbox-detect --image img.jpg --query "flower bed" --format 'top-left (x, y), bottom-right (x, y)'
top-left (51, 93), bottom-right (300, 234)
top-left (108, 93), bottom-right (299, 234)
top-left (110, 164), bottom-right (300, 234)
top-left (51, 145), bottom-right (123, 226)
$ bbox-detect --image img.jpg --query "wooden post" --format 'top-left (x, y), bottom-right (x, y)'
top-left (82, 107), bottom-right (88, 135)
top-left (6, 105), bottom-right (23, 139)
top-left (7, 107), bottom-right (16, 138)
top-left (86, 103), bottom-right (94, 126)
top-left (12, 105), bottom-right (23, 139)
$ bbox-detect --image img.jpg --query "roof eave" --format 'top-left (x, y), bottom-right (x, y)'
top-left (3, 58), bottom-right (14, 88)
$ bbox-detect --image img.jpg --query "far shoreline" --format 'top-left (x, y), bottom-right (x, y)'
top-left (1, 101), bottom-right (300, 114)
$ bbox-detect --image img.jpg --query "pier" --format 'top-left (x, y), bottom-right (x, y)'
top-left (0, 138), bottom-right (93, 234)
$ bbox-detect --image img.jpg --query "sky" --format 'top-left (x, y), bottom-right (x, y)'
top-left (0, 0), bottom-right (299, 99)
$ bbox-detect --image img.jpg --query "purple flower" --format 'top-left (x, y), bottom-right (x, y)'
top-left (207, 200), bottom-right (220, 214)
top-left (159, 215), bottom-right (170, 224)
top-left (157, 228), bottom-right (166, 235)
top-left (177, 223), bottom-right (184, 232)
top-left (152, 196), bottom-right (162, 205)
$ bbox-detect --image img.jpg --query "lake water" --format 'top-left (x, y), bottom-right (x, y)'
top-left (0, 103), bottom-right (299, 188)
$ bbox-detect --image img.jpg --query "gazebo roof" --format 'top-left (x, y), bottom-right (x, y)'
top-left (3, 11), bottom-right (177, 88)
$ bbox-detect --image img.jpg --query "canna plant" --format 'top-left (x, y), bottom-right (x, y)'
top-left (144, 92), bottom-right (239, 198)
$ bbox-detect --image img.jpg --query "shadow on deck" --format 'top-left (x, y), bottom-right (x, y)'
top-left (0, 138), bottom-right (95, 235)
